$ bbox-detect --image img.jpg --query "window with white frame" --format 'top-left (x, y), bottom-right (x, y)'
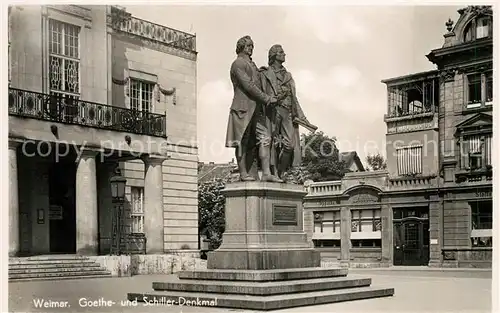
top-left (470, 200), bottom-right (492, 247)
top-left (49, 19), bottom-right (80, 101)
top-left (130, 79), bottom-right (154, 113)
top-left (466, 71), bottom-right (493, 108)
top-left (350, 209), bottom-right (382, 248)
top-left (464, 15), bottom-right (492, 42)
top-left (460, 134), bottom-right (492, 170)
top-left (314, 211), bottom-right (341, 233)
top-left (131, 187), bottom-right (144, 234)
top-left (486, 72), bottom-right (493, 104)
top-left (476, 17), bottom-right (490, 39)
top-left (396, 145), bottom-right (423, 176)
top-left (312, 211), bottom-right (341, 247)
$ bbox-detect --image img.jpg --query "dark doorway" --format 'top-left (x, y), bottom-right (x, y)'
top-left (393, 207), bottom-right (430, 266)
top-left (49, 159), bottom-right (77, 253)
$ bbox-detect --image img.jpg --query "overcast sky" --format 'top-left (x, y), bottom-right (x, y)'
top-left (126, 4), bottom-right (462, 164)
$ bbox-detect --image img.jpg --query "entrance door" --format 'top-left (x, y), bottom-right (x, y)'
top-left (393, 207), bottom-right (430, 266)
top-left (49, 161), bottom-right (77, 253)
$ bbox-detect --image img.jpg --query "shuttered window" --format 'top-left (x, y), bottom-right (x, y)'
top-left (396, 145), bottom-right (423, 176)
top-left (461, 134), bottom-right (492, 169)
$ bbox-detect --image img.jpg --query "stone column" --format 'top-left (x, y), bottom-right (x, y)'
top-left (428, 194), bottom-right (443, 267)
top-left (381, 204), bottom-right (393, 266)
top-left (142, 156), bottom-right (165, 254)
top-left (340, 207), bottom-right (351, 267)
top-left (97, 161), bottom-right (117, 254)
top-left (9, 141), bottom-right (20, 257)
top-left (76, 150), bottom-right (99, 255)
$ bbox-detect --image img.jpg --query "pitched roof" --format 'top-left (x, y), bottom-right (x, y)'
top-left (339, 151), bottom-right (365, 172)
top-left (198, 161), bottom-right (238, 183)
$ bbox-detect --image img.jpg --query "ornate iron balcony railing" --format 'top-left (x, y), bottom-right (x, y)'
top-left (8, 88), bottom-right (166, 137)
top-left (386, 106), bottom-right (434, 119)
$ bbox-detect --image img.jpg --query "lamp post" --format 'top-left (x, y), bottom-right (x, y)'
top-left (110, 168), bottom-right (127, 202)
top-left (110, 168), bottom-right (127, 255)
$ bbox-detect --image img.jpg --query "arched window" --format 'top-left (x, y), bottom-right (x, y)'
top-left (464, 16), bottom-right (492, 42)
top-left (476, 17), bottom-right (490, 38)
top-left (407, 88), bottom-right (423, 114)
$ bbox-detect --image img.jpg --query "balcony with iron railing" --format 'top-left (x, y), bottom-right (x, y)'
top-left (384, 108), bottom-right (435, 122)
top-left (8, 88), bottom-right (167, 137)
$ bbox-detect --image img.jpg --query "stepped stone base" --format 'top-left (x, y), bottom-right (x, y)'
top-left (178, 267), bottom-right (348, 281)
top-left (128, 267), bottom-right (394, 310)
top-left (127, 182), bottom-right (395, 310)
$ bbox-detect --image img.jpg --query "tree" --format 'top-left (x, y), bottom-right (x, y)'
top-left (198, 178), bottom-right (226, 250)
top-left (366, 152), bottom-right (387, 171)
top-left (286, 131), bottom-right (347, 183)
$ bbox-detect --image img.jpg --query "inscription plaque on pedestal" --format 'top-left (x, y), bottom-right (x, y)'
top-left (273, 204), bottom-right (298, 225)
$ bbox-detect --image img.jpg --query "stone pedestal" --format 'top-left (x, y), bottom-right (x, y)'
top-left (207, 182), bottom-right (320, 270)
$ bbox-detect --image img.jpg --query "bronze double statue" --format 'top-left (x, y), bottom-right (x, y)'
top-left (225, 35), bottom-right (317, 183)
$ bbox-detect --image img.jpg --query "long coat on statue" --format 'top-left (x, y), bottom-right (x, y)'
top-left (225, 55), bottom-right (271, 149)
top-left (259, 66), bottom-right (306, 169)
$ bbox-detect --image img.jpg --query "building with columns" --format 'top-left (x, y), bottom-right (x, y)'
top-left (8, 5), bottom-right (198, 258)
top-left (304, 6), bottom-right (493, 268)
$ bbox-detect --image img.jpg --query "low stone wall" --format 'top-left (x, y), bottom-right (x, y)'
top-left (318, 249), bottom-right (341, 260)
top-left (350, 248), bottom-right (382, 263)
top-left (318, 248), bottom-right (386, 268)
top-left (89, 255), bottom-right (131, 277)
top-left (89, 252), bottom-right (207, 277)
top-left (442, 248), bottom-right (492, 268)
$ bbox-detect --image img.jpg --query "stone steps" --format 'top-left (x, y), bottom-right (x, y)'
top-left (9, 262), bottom-right (101, 270)
top-left (153, 276), bottom-right (373, 295)
top-left (127, 267), bottom-right (394, 310)
top-left (178, 267), bottom-right (348, 281)
top-left (9, 255), bottom-right (112, 282)
top-left (9, 274), bottom-right (113, 282)
top-left (128, 286), bottom-right (394, 311)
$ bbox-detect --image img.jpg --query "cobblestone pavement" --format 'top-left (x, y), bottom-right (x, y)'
top-left (9, 269), bottom-right (492, 313)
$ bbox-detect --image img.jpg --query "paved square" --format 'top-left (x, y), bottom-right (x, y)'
top-left (9, 269), bottom-right (492, 313)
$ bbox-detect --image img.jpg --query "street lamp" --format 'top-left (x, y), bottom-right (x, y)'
top-left (110, 168), bottom-right (127, 202)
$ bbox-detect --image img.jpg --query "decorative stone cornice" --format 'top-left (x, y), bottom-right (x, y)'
top-left (457, 5), bottom-right (492, 17)
top-left (222, 182), bottom-right (308, 199)
top-left (8, 140), bottom-right (21, 150)
top-left (112, 76), bottom-right (177, 105)
top-left (46, 5), bottom-right (92, 21)
top-left (112, 77), bottom-right (128, 85)
top-left (439, 68), bottom-right (457, 82)
top-left (158, 86), bottom-right (176, 105)
top-left (141, 155), bottom-right (168, 166)
top-left (456, 62), bottom-right (493, 74)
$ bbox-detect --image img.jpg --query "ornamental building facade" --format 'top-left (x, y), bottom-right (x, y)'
top-left (8, 5), bottom-right (199, 258)
top-left (304, 6), bottom-right (493, 268)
